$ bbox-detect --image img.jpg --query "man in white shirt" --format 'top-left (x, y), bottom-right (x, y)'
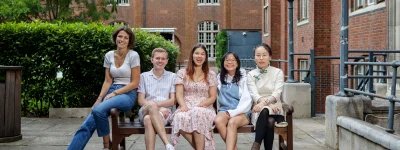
top-left (137, 48), bottom-right (176, 150)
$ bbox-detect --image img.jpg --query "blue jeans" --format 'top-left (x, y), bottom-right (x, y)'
top-left (67, 84), bottom-right (137, 150)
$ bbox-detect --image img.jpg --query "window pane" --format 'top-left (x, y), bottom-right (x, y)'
top-left (212, 33), bottom-right (216, 43)
top-left (198, 21), bottom-right (219, 59)
top-left (211, 45), bottom-right (216, 57)
top-left (198, 33), bottom-right (204, 43)
top-left (206, 33), bottom-right (211, 43)
top-left (206, 45), bottom-right (211, 57)
top-left (213, 23), bottom-right (218, 31)
top-left (206, 22), bottom-right (211, 30)
top-left (199, 23), bottom-right (204, 31)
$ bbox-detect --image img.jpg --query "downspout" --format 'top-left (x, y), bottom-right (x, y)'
top-left (142, 0), bottom-right (147, 27)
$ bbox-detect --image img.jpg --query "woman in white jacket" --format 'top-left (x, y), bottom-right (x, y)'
top-left (247, 44), bottom-right (285, 150)
top-left (214, 52), bottom-right (252, 150)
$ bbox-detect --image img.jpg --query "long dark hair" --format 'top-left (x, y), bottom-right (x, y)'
top-left (186, 44), bottom-right (210, 82)
top-left (220, 52), bottom-right (242, 85)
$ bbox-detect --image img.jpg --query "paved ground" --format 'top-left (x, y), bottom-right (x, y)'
top-left (0, 116), bottom-right (332, 150)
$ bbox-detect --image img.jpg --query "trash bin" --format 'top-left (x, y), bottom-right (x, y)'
top-left (0, 66), bottom-right (22, 142)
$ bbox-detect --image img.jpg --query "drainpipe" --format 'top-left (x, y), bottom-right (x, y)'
top-left (337, 0), bottom-right (349, 97)
top-left (142, 0), bottom-right (147, 27)
top-left (287, 0), bottom-right (296, 83)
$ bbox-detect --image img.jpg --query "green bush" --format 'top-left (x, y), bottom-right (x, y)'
top-left (0, 21), bottom-right (179, 116)
top-left (215, 30), bottom-right (228, 70)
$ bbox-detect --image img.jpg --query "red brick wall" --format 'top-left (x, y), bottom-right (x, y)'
top-left (331, 2), bottom-right (388, 57)
top-left (313, 0), bottom-right (332, 113)
top-left (348, 8), bottom-right (388, 50)
top-left (230, 0), bottom-right (262, 29)
top-left (263, 0), bottom-right (287, 71)
top-left (107, 0), bottom-right (261, 62)
top-left (265, 0), bottom-right (389, 113)
top-left (279, 0), bottom-right (288, 73)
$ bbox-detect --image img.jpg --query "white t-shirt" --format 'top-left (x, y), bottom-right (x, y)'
top-left (103, 50), bottom-right (140, 85)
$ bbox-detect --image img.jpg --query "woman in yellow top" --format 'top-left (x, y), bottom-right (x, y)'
top-left (247, 44), bottom-right (285, 150)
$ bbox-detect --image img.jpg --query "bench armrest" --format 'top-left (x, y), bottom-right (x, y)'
top-left (282, 103), bottom-right (294, 115)
top-left (111, 108), bottom-right (120, 118)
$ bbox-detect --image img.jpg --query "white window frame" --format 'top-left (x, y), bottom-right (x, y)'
top-left (117, 0), bottom-right (130, 6)
top-left (350, 0), bottom-right (385, 13)
top-left (367, 0), bottom-right (375, 5)
top-left (299, 60), bottom-right (309, 82)
top-left (263, 0), bottom-right (269, 36)
top-left (198, 0), bottom-right (220, 6)
top-left (198, 21), bottom-right (219, 59)
top-left (298, 0), bottom-right (309, 22)
top-left (357, 0), bottom-right (366, 8)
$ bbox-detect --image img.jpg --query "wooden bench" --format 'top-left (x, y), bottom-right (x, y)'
top-left (111, 103), bottom-right (293, 150)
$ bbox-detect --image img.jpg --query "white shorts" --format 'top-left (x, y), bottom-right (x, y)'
top-left (138, 106), bottom-right (172, 126)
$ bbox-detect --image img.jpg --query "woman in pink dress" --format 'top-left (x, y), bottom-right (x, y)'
top-left (171, 44), bottom-right (217, 150)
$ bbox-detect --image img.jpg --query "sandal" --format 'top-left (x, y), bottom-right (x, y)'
top-left (103, 140), bottom-right (112, 150)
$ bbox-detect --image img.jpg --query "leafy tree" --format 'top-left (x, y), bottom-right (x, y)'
top-left (0, 0), bottom-right (118, 23)
top-left (0, 0), bottom-right (43, 22)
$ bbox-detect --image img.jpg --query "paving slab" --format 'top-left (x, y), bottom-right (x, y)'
top-left (0, 117), bottom-right (332, 150)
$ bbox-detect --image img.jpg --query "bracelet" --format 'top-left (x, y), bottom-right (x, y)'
top-left (113, 91), bottom-right (119, 95)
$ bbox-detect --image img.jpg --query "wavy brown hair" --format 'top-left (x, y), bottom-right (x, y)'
top-left (112, 26), bottom-right (135, 48)
top-left (186, 44), bottom-right (209, 83)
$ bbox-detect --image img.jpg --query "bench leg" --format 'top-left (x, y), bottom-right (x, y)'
top-left (112, 135), bottom-right (123, 150)
top-left (279, 135), bottom-right (286, 150)
top-left (121, 138), bottom-right (126, 149)
top-left (287, 132), bottom-right (293, 150)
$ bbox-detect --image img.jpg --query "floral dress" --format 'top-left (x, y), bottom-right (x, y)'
top-left (171, 69), bottom-right (217, 150)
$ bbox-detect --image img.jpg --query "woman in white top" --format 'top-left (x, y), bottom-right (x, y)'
top-left (247, 44), bottom-right (284, 150)
top-left (214, 52), bottom-right (252, 150)
top-left (68, 26), bottom-right (140, 150)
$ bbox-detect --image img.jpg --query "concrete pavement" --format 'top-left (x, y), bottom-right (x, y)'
top-left (0, 116), bottom-right (332, 150)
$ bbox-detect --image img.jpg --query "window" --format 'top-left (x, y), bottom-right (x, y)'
top-left (299, 60), bottom-right (309, 82)
top-left (117, 0), bottom-right (129, 6)
top-left (109, 21), bottom-right (128, 26)
top-left (198, 21), bottom-right (219, 59)
top-left (298, 0), bottom-right (308, 21)
top-left (198, 0), bottom-right (219, 5)
top-left (263, 0), bottom-right (269, 35)
top-left (350, 0), bottom-right (385, 12)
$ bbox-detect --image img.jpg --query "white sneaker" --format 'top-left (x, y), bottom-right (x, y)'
top-left (165, 143), bottom-right (175, 150)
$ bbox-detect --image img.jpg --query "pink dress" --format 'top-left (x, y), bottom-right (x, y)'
top-left (171, 69), bottom-right (217, 150)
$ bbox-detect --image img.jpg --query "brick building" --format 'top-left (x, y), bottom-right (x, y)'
top-left (106, 0), bottom-right (262, 62)
top-left (263, 0), bottom-right (399, 113)
top-left (106, 0), bottom-right (400, 113)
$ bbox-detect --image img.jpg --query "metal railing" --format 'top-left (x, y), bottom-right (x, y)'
top-left (288, 49), bottom-right (397, 121)
top-left (294, 48), bottom-right (400, 133)
top-left (289, 49), bottom-right (370, 117)
top-left (344, 61), bottom-right (400, 133)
